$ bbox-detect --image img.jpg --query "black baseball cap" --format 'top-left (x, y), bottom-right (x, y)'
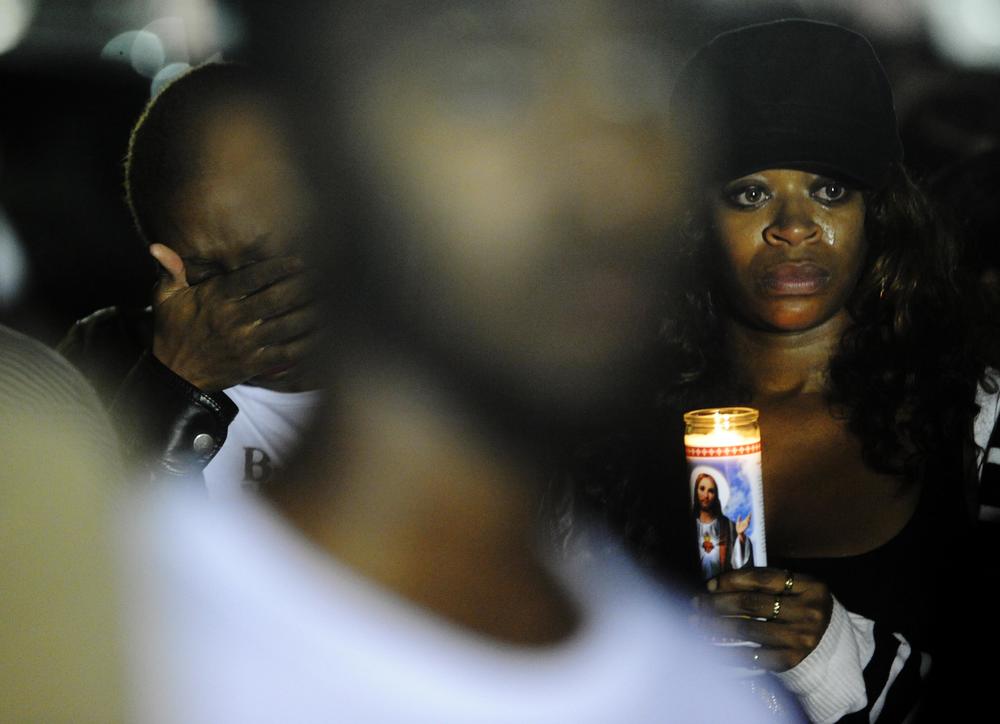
top-left (670, 19), bottom-right (903, 189)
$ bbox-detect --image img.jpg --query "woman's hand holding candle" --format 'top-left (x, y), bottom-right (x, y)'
top-left (693, 567), bottom-right (834, 672)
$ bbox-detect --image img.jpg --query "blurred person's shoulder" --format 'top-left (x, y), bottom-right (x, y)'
top-left (1, 322), bottom-right (126, 722)
top-left (1, 323), bottom-right (102, 410)
top-left (1, 322), bottom-right (121, 465)
top-left (122, 487), bottom-right (800, 723)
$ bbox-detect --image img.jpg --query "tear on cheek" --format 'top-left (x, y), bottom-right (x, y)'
top-left (818, 221), bottom-right (836, 246)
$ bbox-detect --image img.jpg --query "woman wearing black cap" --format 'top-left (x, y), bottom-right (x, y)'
top-left (570, 18), bottom-right (996, 723)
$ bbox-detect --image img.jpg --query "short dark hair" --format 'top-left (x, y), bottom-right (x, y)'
top-left (124, 62), bottom-right (262, 246)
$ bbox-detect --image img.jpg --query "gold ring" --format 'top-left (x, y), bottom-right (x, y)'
top-left (783, 571), bottom-right (794, 594)
top-left (772, 597), bottom-right (782, 620)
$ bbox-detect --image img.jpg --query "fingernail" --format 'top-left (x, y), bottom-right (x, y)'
top-left (706, 578), bottom-right (718, 592)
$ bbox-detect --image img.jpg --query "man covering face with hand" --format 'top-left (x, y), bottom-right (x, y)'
top-left (59, 63), bottom-right (321, 492)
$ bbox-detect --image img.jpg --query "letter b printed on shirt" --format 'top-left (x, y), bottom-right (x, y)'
top-left (243, 447), bottom-right (273, 486)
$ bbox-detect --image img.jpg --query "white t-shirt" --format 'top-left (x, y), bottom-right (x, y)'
top-left (202, 385), bottom-right (320, 498)
top-left (119, 486), bottom-right (797, 724)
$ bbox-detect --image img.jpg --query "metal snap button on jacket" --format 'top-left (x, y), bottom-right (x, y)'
top-left (192, 433), bottom-right (215, 455)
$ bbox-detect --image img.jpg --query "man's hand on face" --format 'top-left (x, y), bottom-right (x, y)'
top-left (149, 244), bottom-right (317, 392)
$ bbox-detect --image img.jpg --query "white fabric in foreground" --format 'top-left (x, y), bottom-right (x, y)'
top-left (119, 485), bottom-right (786, 724)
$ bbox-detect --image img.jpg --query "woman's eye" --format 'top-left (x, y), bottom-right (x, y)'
top-left (729, 185), bottom-right (769, 207)
top-left (814, 182), bottom-right (848, 203)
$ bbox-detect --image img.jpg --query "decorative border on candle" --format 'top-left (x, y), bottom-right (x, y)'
top-left (685, 442), bottom-right (762, 458)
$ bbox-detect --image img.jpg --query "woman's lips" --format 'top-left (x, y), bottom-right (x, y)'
top-left (759, 261), bottom-right (830, 295)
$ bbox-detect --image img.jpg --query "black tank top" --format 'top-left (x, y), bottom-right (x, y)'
top-left (769, 474), bottom-right (954, 652)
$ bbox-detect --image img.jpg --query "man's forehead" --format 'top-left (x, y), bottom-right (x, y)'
top-left (165, 148), bottom-right (306, 264)
top-left (165, 219), bottom-right (286, 267)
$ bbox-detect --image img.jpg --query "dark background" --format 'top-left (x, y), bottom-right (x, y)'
top-left (1, 57), bottom-right (151, 344)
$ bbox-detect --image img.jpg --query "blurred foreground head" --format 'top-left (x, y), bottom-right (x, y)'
top-left (237, 0), bottom-right (705, 435)
top-left (114, 10), bottom-right (803, 718)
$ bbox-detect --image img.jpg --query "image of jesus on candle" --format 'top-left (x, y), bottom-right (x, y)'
top-left (691, 468), bottom-right (754, 579)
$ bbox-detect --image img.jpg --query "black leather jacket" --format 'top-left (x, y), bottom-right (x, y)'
top-left (58, 306), bottom-right (238, 479)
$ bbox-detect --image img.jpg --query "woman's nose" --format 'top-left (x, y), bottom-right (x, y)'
top-left (763, 206), bottom-right (821, 246)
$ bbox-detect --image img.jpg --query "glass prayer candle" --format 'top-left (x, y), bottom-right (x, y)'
top-left (684, 407), bottom-right (766, 582)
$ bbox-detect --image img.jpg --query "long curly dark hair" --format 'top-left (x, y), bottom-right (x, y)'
top-left (559, 162), bottom-right (994, 580)
top-left (662, 162), bottom-right (988, 478)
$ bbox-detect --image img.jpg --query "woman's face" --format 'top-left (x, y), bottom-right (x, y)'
top-left (710, 168), bottom-right (867, 333)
